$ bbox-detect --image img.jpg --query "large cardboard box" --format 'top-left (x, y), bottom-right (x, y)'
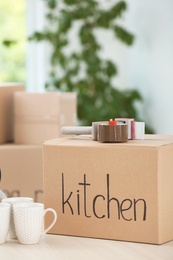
top-left (0, 83), bottom-right (24, 143)
top-left (43, 135), bottom-right (173, 244)
top-left (0, 144), bottom-right (43, 202)
top-left (14, 91), bottom-right (77, 144)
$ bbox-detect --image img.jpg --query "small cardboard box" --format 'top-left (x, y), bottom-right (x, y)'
top-left (0, 83), bottom-right (24, 143)
top-left (14, 91), bottom-right (77, 144)
top-left (43, 135), bottom-right (173, 244)
top-left (0, 143), bottom-right (43, 202)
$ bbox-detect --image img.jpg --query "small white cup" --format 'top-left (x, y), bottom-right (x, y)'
top-left (0, 203), bottom-right (11, 244)
top-left (2, 197), bottom-right (33, 239)
top-left (13, 202), bottom-right (57, 245)
top-left (0, 189), bottom-right (7, 200)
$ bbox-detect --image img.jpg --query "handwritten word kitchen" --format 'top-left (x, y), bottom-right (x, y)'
top-left (59, 173), bottom-right (147, 221)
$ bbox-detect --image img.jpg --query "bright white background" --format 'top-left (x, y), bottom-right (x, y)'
top-left (26, 0), bottom-right (173, 134)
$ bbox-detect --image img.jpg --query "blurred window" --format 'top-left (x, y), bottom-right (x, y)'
top-left (0, 0), bottom-right (26, 82)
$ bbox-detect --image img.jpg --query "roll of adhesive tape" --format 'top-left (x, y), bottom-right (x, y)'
top-left (115, 118), bottom-right (134, 139)
top-left (131, 121), bottom-right (145, 140)
top-left (92, 121), bottom-right (108, 141)
top-left (99, 124), bottom-right (128, 143)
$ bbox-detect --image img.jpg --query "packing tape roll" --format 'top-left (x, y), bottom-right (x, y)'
top-left (99, 124), bottom-right (128, 143)
top-left (92, 121), bottom-right (108, 141)
top-left (115, 118), bottom-right (134, 139)
top-left (131, 121), bottom-right (145, 140)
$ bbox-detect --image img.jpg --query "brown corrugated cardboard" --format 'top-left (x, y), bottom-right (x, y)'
top-left (43, 135), bottom-right (173, 244)
top-left (0, 83), bottom-right (25, 143)
top-left (0, 144), bottom-right (43, 202)
top-left (14, 92), bottom-right (77, 144)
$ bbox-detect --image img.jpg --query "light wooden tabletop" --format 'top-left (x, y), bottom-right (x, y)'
top-left (0, 234), bottom-right (173, 260)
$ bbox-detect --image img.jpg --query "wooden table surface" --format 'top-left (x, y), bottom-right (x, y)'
top-left (0, 234), bottom-right (173, 260)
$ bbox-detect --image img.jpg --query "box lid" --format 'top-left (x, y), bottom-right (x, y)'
top-left (44, 134), bottom-right (173, 148)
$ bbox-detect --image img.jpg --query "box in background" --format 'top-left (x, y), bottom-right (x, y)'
top-left (14, 92), bottom-right (77, 144)
top-left (0, 143), bottom-right (43, 202)
top-left (43, 135), bottom-right (173, 244)
top-left (0, 83), bottom-right (25, 144)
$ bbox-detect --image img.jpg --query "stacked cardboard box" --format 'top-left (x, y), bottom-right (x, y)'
top-left (0, 84), bottom-right (77, 203)
top-left (0, 83), bottom-right (43, 201)
top-left (0, 143), bottom-right (43, 201)
top-left (43, 135), bottom-right (173, 244)
top-left (0, 83), bottom-right (24, 143)
top-left (14, 92), bottom-right (77, 144)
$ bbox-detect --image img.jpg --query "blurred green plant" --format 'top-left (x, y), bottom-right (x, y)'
top-left (30, 0), bottom-right (153, 133)
top-left (0, 1), bottom-right (26, 82)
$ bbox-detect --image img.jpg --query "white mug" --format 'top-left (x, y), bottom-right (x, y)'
top-left (13, 202), bottom-right (57, 245)
top-left (0, 189), bottom-right (7, 200)
top-left (0, 203), bottom-right (11, 244)
top-left (2, 197), bottom-right (33, 239)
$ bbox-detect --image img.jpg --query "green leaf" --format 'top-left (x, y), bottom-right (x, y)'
top-left (43, 0), bottom-right (57, 9)
top-left (105, 61), bottom-right (117, 77)
top-left (64, 0), bottom-right (80, 5)
top-left (95, 12), bottom-right (110, 28)
top-left (59, 10), bottom-right (72, 32)
top-left (114, 25), bottom-right (134, 45)
top-left (2, 40), bottom-right (17, 47)
top-left (110, 1), bottom-right (127, 19)
top-left (28, 32), bottom-right (46, 41)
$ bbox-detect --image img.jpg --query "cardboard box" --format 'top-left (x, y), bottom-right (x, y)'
top-left (43, 135), bottom-right (173, 244)
top-left (0, 144), bottom-right (43, 202)
top-left (0, 83), bottom-right (24, 143)
top-left (14, 91), bottom-right (77, 144)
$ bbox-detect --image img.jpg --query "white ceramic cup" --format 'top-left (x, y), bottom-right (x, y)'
top-left (2, 197), bottom-right (33, 239)
top-left (13, 202), bottom-right (57, 245)
top-left (0, 203), bottom-right (11, 244)
top-left (0, 189), bottom-right (7, 200)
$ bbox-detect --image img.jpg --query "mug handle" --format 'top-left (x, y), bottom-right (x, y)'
top-left (42, 208), bottom-right (57, 236)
